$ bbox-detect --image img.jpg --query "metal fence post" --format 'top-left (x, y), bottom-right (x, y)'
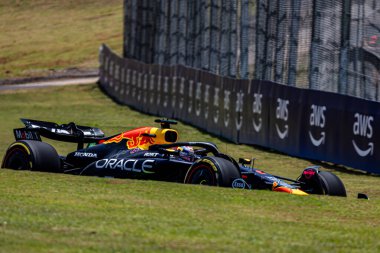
top-left (309, 0), bottom-right (321, 89)
top-left (338, 0), bottom-right (352, 94)
top-left (229, 0), bottom-right (237, 77)
top-left (240, 0), bottom-right (249, 79)
top-left (287, 0), bottom-right (301, 86)
top-left (210, 0), bottom-right (221, 74)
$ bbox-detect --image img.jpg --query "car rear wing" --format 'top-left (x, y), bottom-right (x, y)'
top-left (14, 118), bottom-right (105, 149)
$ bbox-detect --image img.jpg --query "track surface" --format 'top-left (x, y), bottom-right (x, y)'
top-left (0, 77), bottom-right (98, 91)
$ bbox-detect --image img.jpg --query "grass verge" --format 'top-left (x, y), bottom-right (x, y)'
top-left (0, 0), bottom-right (122, 79)
top-left (0, 84), bottom-right (379, 252)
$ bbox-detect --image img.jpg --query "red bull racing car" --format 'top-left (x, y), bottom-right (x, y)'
top-left (2, 118), bottom-right (347, 197)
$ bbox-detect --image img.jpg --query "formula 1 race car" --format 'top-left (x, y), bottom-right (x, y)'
top-left (2, 118), bottom-right (347, 196)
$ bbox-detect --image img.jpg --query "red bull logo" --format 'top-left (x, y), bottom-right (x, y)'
top-left (126, 133), bottom-right (155, 149)
top-left (102, 126), bottom-right (178, 150)
top-left (103, 127), bottom-right (155, 150)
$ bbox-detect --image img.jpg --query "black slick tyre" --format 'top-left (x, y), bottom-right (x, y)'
top-left (2, 140), bottom-right (60, 172)
top-left (184, 157), bottom-right (241, 187)
top-left (318, 171), bottom-right (347, 197)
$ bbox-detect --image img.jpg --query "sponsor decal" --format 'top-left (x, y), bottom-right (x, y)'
top-left (275, 98), bottom-right (289, 139)
top-left (309, 131), bottom-right (325, 147)
top-left (142, 73), bottom-right (148, 104)
top-left (171, 76), bottom-right (177, 108)
top-left (95, 159), bottom-right (155, 174)
top-left (144, 152), bottom-right (160, 157)
top-left (137, 72), bottom-right (143, 102)
top-left (252, 93), bottom-right (263, 132)
top-left (52, 128), bottom-right (70, 134)
top-left (125, 69), bottom-right (131, 96)
top-left (352, 113), bottom-right (374, 157)
top-left (114, 64), bottom-right (120, 91)
top-left (266, 176), bottom-right (281, 183)
top-left (255, 170), bottom-right (266, 175)
top-left (14, 129), bottom-right (41, 141)
top-left (131, 70), bottom-right (137, 98)
top-left (149, 74), bottom-right (155, 104)
top-left (224, 90), bottom-right (231, 127)
top-left (204, 84), bottom-right (210, 119)
top-left (74, 152), bottom-right (98, 158)
top-left (179, 77), bottom-right (185, 109)
top-left (103, 128), bottom-right (155, 149)
top-left (120, 67), bottom-right (125, 95)
top-left (213, 87), bottom-right (220, 124)
top-left (235, 90), bottom-right (244, 131)
top-left (129, 148), bottom-right (140, 154)
top-left (232, 178), bottom-right (251, 189)
top-left (308, 105), bottom-right (326, 147)
top-left (163, 76), bottom-right (169, 108)
top-left (352, 141), bottom-right (374, 157)
top-left (195, 82), bottom-right (202, 116)
top-left (109, 61), bottom-right (114, 87)
top-left (127, 134), bottom-right (155, 149)
top-left (188, 80), bottom-right (194, 113)
top-left (156, 75), bottom-right (161, 105)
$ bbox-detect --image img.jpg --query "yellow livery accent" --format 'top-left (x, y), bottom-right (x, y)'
top-left (9, 142), bottom-right (31, 155)
top-left (7, 142), bottom-right (33, 169)
top-left (198, 159), bottom-right (218, 172)
top-left (290, 189), bottom-right (309, 196)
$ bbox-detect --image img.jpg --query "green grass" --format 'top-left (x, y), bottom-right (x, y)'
top-left (1, 1), bottom-right (379, 251)
top-left (0, 0), bottom-right (123, 79)
top-left (0, 85), bottom-right (380, 252)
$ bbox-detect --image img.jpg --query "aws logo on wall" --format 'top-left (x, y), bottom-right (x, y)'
top-left (275, 98), bottom-right (289, 139)
top-left (352, 113), bottom-right (374, 157)
top-left (309, 105), bottom-right (326, 147)
top-left (252, 93), bottom-right (263, 132)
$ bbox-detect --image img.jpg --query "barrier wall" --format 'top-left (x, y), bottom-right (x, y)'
top-left (99, 45), bottom-right (380, 174)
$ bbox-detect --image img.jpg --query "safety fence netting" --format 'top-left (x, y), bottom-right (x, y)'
top-left (99, 45), bottom-right (380, 174)
top-left (123, 0), bottom-right (380, 101)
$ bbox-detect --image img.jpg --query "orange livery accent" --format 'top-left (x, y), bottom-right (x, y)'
top-left (273, 186), bottom-right (293, 194)
top-left (272, 181), bottom-right (308, 195)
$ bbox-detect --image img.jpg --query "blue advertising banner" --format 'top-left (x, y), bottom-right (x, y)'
top-left (99, 45), bottom-right (380, 174)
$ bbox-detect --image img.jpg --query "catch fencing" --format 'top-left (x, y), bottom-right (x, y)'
top-left (99, 45), bottom-right (380, 174)
top-left (123, 0), bottom-right (380, 101)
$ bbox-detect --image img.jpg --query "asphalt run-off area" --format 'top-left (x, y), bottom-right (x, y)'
top-left (0, 77), bottom-right (98, 91)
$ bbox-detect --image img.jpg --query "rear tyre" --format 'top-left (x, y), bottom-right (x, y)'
top-left (318, 171), bottom-right (347, 197)
top-left (2, 140), bottom-right (60, 172)
top-left (184, 157), bottom-right (241, 187)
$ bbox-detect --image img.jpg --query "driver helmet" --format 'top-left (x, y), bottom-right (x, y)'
top-left (177, 146), bottom-right (195, 162)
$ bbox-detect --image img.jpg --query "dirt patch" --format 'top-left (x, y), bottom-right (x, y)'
top-left (0, 57), bottom-right (9, 64)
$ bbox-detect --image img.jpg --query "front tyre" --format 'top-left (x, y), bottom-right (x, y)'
top-left (318, 171), bottom-right (347, 197)
top-left (184, 157), bottom-right (241, 187)
top-left (299, 168), bottom-right (346, 197)
top-left (2, 140), bottom-right (60, 172)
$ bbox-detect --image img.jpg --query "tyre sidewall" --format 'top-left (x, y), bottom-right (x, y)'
top-left (318, 171), bottom-right (347, 197)
top-left (185, 157), bottom-right (241, 187)
top-left (2, 140), bottom-right (60, 172)
top-left (2, 142), bottom-right (32, 170)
